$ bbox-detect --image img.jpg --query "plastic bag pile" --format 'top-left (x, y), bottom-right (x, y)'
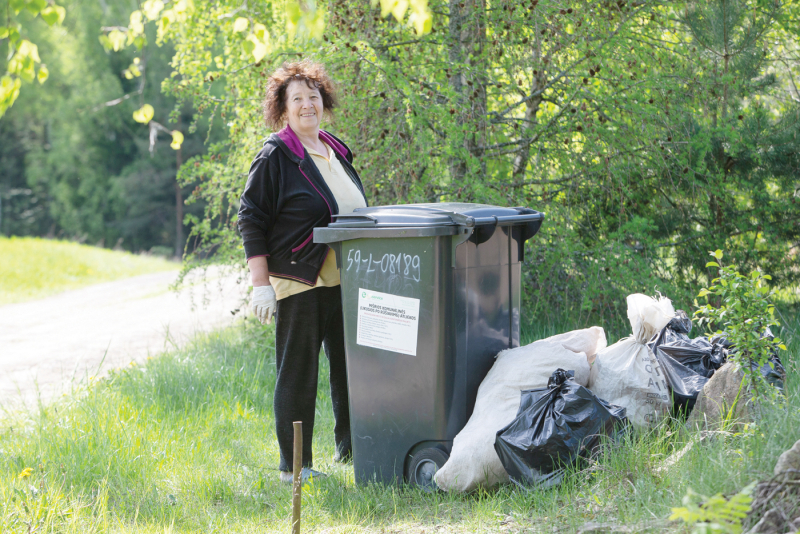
top-left (433, 326), bottom-right (607, 492)
top-left (433, 293), bottom-right (787, 492)
top-left (436, 294), bottom-right (674, 492)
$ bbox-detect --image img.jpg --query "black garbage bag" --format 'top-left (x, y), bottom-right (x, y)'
top-left (650, 310), bottom-right (727, 377)
top-left (648, 310), bottom-right (728, 413)
top-left (494, 369), bottom-right (627, 489)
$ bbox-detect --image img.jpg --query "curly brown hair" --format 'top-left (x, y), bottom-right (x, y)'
top-left (263, 61), bottom-right (337, 130)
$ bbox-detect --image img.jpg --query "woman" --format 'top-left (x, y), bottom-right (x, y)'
top-left (237, 61), bottom-right (367, 483)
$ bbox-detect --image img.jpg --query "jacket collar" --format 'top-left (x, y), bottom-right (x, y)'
top-left (275, 125), bottom-right (349, 162)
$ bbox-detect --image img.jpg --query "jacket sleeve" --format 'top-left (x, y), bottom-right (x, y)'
top-left (238, 155), bottom-right (278, 260)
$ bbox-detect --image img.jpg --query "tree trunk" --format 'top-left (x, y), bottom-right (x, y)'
top-left (175, 144), bottom-right (183, 260)
top-left (448, 0), bottom-right (487, 185)
top-left (511, 31), bottom-right (546, 181)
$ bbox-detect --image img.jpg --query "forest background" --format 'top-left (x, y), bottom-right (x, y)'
top-left (1, 0), bottom-right (799, 327)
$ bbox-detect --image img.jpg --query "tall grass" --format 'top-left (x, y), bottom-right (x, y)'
top-left (0, 237), bottom-right (176, 305)
top-left (1, 315), bottom-right (798, 533)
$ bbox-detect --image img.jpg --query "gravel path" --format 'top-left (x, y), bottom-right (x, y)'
top-left (0, 268), bottom-right (248, 410)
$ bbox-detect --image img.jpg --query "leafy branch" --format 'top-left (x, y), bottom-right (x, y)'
top-left (694, 249), bottom-right (786, 400)
top-left (0, 0), bottom-right (65, 117)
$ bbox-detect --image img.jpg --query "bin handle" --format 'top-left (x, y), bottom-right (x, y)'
top-left (466, 212), bottom-right (544, 227)
top-left (328, 214), bottom-right (378, 228)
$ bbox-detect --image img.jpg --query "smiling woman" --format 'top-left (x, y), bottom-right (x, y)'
top-left (237, 60), bottom-right (368, 483)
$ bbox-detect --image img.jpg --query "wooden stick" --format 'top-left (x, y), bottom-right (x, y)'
top-left (292, 421), bottom-right (302, 534)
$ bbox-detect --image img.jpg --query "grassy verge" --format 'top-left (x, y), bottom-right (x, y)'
top-left (0, 237), bottom-right (177, 305)
top-left (1, 316), bottom-right (798, 533)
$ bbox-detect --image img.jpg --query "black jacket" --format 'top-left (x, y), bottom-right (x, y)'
top-left (238, 126), bottom-right (368, 285)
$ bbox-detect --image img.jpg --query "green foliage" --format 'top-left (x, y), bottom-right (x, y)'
top-left (0, 0), bottom-right (66, 116)
top-left (0, 0), bottom-right (215, 254)
top-left (6, 0), bottom-right (800, 323)
top-left (105, 0), bottom-right (796, 324)
top-left (669, 482), bottom-right (755, 534)
top-left (694, 249), bottom-right (785, 398)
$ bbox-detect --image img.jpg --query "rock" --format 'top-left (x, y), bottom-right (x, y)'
top-left (686, 362), bottom-right (752, 430)
top-left (745, 508), bottom-right (789, 534)
top-left (774, 439), bottom-right (800, 477)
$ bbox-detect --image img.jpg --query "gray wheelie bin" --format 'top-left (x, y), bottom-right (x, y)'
top-left (313, 203), bottom-right (544, 489)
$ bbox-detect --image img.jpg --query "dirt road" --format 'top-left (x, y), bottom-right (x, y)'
top-left (0, 268), bottom-right (248, 409)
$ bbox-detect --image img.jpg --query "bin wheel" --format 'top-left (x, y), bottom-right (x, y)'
top-left (408, 448), bottom-right (449, 492)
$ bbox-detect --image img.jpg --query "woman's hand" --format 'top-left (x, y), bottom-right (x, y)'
top-left (252, 285), bottom-right (277, 325)
top-left (247, 256), bottom-right (275, 324)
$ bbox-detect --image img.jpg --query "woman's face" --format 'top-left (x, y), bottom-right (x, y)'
top-left (284, 79), bottom-right (323, 136)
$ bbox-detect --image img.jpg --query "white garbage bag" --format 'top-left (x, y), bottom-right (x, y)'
top-left (434, 326), bottom-right (607, 492)
top-left (588, 293), bottom-right (674, 428)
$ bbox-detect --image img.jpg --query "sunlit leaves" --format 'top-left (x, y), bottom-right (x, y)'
top-left (285, 0), bottom-right (325, 41)
top-left (1, 0), bottom-right (63, 117)
top-left (123, 58), bottom-right (142, 79)
top-left (239, 21), bottom-right (270, 62)
top-left (0, 76), bottom-right (22, 116)
top-left (157, 9), bottom-right (176, 40)
top-left (6, 40), bottom-right (42, 83)
top-left (374, 0), bottom-right (432, 34)
top-left (170, 130), bottom-right (184, 149)
top-left (173, 0), bottom-right (194, 15)
top-left (40, 5), bottom-right (66, 25)
top-left (233, 17), bottom-right (249, 32)
top-left (133, 104), bottom-right (155, 123)
top-left (379, 0), bottom-right (408, 20)
top-left (129, 11), bottom-right (145, 34)
top-left (17, 39), bottom-right (40, 63)
top-left (100, 29), bottom-right (128, 51)
top-left (409, 0), bottom-right (432, 35)
top-left (244, 35), bottom-right (269, 62)
top-left (143, 0), bottom-right (165, 21)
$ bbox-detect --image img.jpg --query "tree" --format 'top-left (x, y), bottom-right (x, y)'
top-left (1, 0), bottom-right (65, 116)
top-left (0, 0), bottom-right (209, 255)
top-left (57, 0), bottom-right (800, 324)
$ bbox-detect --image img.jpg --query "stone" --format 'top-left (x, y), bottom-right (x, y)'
top-left (774, 439), bottom-right (800, 477)
top-left (686, 362), bottom-right (752, 430)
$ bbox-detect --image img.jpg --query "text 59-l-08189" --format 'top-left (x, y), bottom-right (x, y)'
top-left (346, 249), bottom-right (421, 283)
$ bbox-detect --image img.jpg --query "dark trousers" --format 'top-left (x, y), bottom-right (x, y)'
top-left (274, 285), bottom-right (351, 472)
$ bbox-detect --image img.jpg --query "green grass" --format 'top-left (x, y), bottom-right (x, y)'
top-left (1, 316), bottom-right (798, 533)
top-left (0, 237), bottom-right (177, 305)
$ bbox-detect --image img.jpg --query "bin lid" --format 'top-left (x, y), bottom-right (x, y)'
top-left (328, 203), bottom-right (541, 229)
top-left (315, 203), bottom-right (544, 244)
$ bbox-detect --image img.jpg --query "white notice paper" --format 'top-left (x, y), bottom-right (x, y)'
top-left (356, 288), bottom-right (421, 356)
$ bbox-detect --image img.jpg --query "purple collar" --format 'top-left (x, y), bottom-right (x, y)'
top-left (277, 125), bottom-right (349, 161)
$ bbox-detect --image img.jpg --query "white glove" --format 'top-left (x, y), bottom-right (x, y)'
top-left (252, 285), bottom-right (277, 325)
